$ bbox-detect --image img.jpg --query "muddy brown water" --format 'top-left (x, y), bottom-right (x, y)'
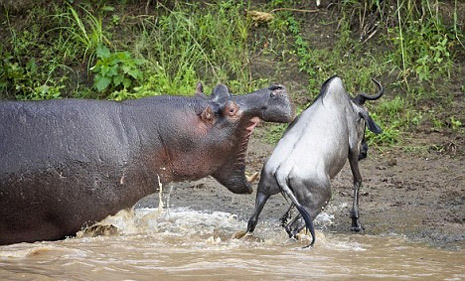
top-left (1, 206), bottom-right (464, 281)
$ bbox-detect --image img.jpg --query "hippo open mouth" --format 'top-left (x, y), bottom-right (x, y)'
top-left (236, 117), bottom-right (261, 171)
top-left (246, 117), bottom-right (261, 133)
top-left (203, 83), bottom-right (295, 195)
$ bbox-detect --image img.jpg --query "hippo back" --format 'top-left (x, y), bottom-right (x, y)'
top-left (0, 99), bottom-right (151, 243)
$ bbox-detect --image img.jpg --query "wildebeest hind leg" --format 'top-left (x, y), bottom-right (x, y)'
top-left (349, 152), bottom-right (364, 232)
top-left (284, 214), bottom-right (305, 238)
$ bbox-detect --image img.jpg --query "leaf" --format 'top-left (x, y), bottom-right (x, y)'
top-left (96, 44), bottom-right (111, 59)
top-left (122, 65), bottom-right (131, 74)
top-left (109, 64), bottom-right (119, 77)
top-left (117, 51), bottom-right (131, 61)
top-left (94, 75), bottom-right (111, 92)
top-left (100, 65), bottom-right (111, 76)
top-left (127, 68), bottom-right (143, 80)
top-left (122, 78), bottom-right (131, 88)
top-left (134, 58), bottom-right (145, 66)
top-left (113, 75), bottom-right (123, 86)
top-left (26, 58), bottom-right (37, 74)
top-left (102, 5), bottom-right (115, 12)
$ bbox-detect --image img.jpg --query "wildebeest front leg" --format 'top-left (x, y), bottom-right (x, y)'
top-left (234, 191), bottom-right (270, 239)
top-left (349, 152), bottom-right (364, 232)
top-left (246, 191), bottom-right (270, 234)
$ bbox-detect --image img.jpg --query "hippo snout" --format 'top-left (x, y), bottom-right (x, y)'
top-left (224, 181), bottom-right (253, 194)
top-left (268, 84), bottom-right (285, 92)
top-left (261, 84), bottom-right (295, 123)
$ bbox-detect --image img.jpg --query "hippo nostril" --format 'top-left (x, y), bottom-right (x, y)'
top-left (268, 84), bottom-right (284, 91)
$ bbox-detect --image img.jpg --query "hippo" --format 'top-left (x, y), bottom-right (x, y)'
top-left (0, 83), bottom-right (295, 245)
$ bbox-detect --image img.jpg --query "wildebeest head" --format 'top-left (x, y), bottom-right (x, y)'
top-left (351, 78), bottom-right (384, 160)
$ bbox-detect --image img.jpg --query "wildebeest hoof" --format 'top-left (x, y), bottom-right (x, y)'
top-left (285, 227), bottom-right (299, 239)
top-left (232, 230), bottom-right (248, 239)
top-left (351, 225), bottom-right (365, 233)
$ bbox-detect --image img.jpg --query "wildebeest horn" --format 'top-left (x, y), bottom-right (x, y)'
top-left (353, 78), bottom-right (384, 105)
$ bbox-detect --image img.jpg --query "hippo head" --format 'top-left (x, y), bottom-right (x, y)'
top-left (236, 84), bottom-right (295, 123)
top-left (198, 83), bottom-right (295, 194)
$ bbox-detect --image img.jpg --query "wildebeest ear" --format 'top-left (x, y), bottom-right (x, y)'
top-left (211, 84), bottom-right (231, 102)
top-left (359, 111), bottom-right (382, 134)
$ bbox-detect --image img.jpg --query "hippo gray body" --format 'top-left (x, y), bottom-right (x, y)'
top-left (0, 84), bottom-right (294, 244)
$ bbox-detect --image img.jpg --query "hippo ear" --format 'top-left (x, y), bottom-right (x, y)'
top-left (195, 82), bottom-right (208, 99)
top-left (211, 84), bottom-right (231, 102)
top-left (200, 105), bottom-right (215, 124)
top-left (359, 111), bottom-right (382, 134)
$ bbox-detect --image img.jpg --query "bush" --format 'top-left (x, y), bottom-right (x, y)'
top-left (91, 44), bottom-right (144, 93)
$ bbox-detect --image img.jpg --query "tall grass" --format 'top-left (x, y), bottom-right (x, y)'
top-left (389, 0), bottom-right (456, 88)
top-left (130, 1), bottom-right (253, 96)
top-left (54, 4), bottom-right (110, 71)
top-left (263, 0), bottom-right (463, 144)
top-left (1, 0), bottom-right (463, 140)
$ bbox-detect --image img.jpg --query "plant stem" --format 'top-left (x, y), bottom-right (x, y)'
top-left (397, 0), bottom-right (409, 90)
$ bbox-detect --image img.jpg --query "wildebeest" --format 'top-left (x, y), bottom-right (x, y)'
top-left (236, 76), bottom-right (384, 247)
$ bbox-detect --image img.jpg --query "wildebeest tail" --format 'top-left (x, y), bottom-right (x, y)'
top-left (275, 173), bottom-right (316, 248)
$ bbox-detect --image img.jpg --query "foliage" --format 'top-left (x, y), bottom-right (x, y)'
top-left (261, 0), bottom-right (463, 145)
top-left (91, 45), bottom-right (144, 93)
top-left (388, 0), bottom-right (455, 84)
top-left (0, 29), bottom-right (66, 100)
top-left (56, 4), bottom-right (110, 70)
top-left (1, 0), bottom-right (463, 146)
top-left (131, 1), bottom-right (253, 95)
top-left (0, 52), bottom-right (63, 100)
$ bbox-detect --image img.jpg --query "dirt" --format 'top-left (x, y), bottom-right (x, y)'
top-left (134, 2), bottom-right (465, 251)
top-left (3, 0), bottom-right (463, 250)
top-left (136, 124), bottom-right (465, 251)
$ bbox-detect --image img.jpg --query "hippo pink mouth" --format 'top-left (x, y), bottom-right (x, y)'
top-left (246, 117), bottom-right (261, 133)
top-left (232, 117), bottom-right (261, 173)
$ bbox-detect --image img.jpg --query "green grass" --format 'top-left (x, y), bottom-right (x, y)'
top-left (1, 1), bottom-right (257, 100)
top-left (129, 1), bottom-right (254, 96)
top-left (261, 0), bottom-right (463, 145)
top-left (1, 0), bottom-right (463, 146)
top-left (53, 4), bottom-right (111, 72)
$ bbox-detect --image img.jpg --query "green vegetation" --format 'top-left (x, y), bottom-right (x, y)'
top-left (91, 44), bottom-right (145, 94)
top-left (1, 0), bottom-right (464, 146)
top-left (262, 0), bottom-right (464, 145)
top-left (59, 4), bottom-right (110, 70)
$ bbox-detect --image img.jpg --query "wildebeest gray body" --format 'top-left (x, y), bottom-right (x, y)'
top-left (239, 76), bottom-right (383, 247)
top-left (0, 84), bottom-right (295, 245)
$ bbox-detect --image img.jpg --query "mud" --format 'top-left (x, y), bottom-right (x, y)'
top-left (136, 127), bottom-right (465, 251)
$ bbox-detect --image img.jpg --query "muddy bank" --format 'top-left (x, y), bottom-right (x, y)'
top-left (136, 127), bottom-right (465, 250)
